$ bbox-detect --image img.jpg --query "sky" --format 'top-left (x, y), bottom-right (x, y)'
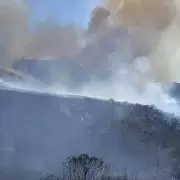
top-left (26, 0), bottom-right (100, 27)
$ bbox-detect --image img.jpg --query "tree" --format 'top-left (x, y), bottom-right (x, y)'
top-left (43, 153), bottom-right (110, 180)
top-left (62, 153), bottom-right (110, 180)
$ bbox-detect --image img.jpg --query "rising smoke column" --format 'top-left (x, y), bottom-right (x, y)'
top-left (103, 0), bottom-right (180, 82)
top-left (0, 0), bottom-right (29, 68)
top-left (68, 0), bottom-right (180, 115)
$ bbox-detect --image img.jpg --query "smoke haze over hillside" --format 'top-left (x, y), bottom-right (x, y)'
top-left (2, 2), bottom-right (180, 179)
top-left (1, 0), bottom-right (180, 82)
top-left (0, 0), bottom-right (180, 116)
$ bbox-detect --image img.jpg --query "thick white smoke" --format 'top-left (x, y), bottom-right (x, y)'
top-left (72, 0), bottom-right (180, 116)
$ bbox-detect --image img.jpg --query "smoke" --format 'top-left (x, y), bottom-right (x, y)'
top-left (103, 0), bottom-right (180, 82)
top-left (1, 0), bottom-right (180, 83)
top-left (0, 0), bottom-right (84, 68)
top-left (106, 0), bottom-right (175, 30)
top-left (24, 23), bottom-right (83, 60)
top-left (0, 0), bottom-right (180, 116)
top-left (1, 1), bottom-right (180, 178)
top-left (66, 0), bottom-right (180, 115)
top-left (0, 0), bottom-right (28, 68)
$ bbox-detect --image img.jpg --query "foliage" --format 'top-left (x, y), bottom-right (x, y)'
top-left (42, 154), bottom-right (133, 180)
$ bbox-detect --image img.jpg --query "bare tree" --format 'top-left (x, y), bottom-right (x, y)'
top-left (61, 154), bottom-right (110, 180)
top-left (43, 154), bottom-right (110, 180)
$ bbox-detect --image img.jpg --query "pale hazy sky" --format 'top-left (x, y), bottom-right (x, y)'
top-left (26, 0), bottom-right (100, 27)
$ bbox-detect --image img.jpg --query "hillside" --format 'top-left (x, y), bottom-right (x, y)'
top-left (12, 58), bottom-right (89, 89)
top-left (1, 86), bottom-right (180, 179)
